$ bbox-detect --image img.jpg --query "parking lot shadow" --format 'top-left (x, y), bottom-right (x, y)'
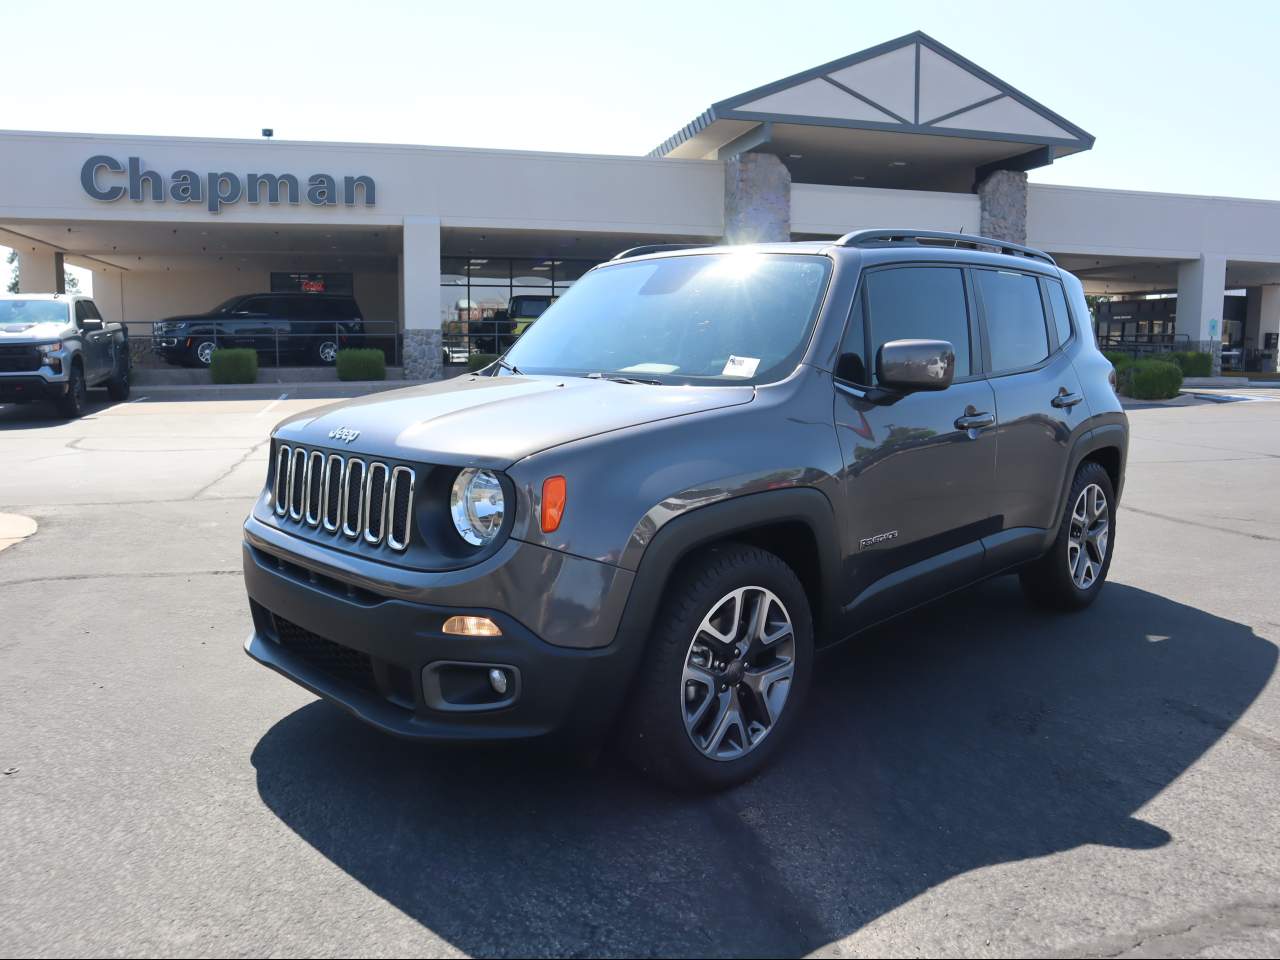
top-left (251, 578), bottom-right (1275, 957)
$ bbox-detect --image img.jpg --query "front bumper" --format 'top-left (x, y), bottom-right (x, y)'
top-left (242, 531), bottom-right (643, 743)
top-left (0, 374), bottom-right (67, 402)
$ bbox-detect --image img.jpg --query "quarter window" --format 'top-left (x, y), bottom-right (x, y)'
top-left (836, 291), bottom-right (868, 384)
top-left (975, 269), bottom-right (1050, 373)
top-left (1044, 280), bottom-right (1074, 346)
top-left (864, 266), bottom-right (971, 380)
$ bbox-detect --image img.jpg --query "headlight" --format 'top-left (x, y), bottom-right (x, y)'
top-left (450, 468), bottom-right (505, 546)
top-left (37, 341), bottom-right (64, 356)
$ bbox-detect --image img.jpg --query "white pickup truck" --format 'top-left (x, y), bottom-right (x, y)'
top-left (0, 293), bottom-right (131, 417)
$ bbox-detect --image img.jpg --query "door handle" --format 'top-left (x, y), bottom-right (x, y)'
top-left (954, 411), bottom-right (995, 431)
top-left (1051, 390), bottom-right (1084, 409)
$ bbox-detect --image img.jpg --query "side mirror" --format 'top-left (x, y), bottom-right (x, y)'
top-left (877, 339), bottom-right (955, 392)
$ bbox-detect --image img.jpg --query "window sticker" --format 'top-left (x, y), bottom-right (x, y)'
top-left (721, 355), bottom-right (760, 378)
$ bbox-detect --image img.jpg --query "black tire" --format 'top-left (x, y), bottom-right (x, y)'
top-left (106, 352), bottom-right (131, 401)
top-left (1020, 460), bottom-right (1116, 610)
top-left (55, 361), bottom-right (87, 419)
top-left (621, 542), bottom-right (814, 792)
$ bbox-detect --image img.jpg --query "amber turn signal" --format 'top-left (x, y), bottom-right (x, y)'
top-left (541, 475), bottom-right (567, 533)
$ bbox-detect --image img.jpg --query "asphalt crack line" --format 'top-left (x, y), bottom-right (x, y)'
top-left (1123, 505), bottom-right (1280, 542)
top-left (189, 439), bottom-right (270, 500)
top-left (0, 569), bottom-right (241, 589)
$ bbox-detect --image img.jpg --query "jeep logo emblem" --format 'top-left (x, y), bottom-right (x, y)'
top-left (328, 427), bottom-right (360, 444)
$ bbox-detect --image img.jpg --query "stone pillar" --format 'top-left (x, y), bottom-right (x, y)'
top-left (976, 169), bottom-right (1028, 244)
top-left (1176, 254), bottom-right (1228, 374)
top-left (723, 153), bottom-right (790, 244)
top-left (1256, 285), bottom-right (1280, 372)
top-left (400, 215), bottom-right (442, 381)
top-left (16, 248), bottom-right (61, 293)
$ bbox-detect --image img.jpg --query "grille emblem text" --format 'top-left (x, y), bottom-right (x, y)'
top-left (328, 426), bottom-right (360, 444)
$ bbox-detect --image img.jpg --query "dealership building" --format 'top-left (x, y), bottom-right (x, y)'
top-left (2, 30), bottom-right (1278, 378)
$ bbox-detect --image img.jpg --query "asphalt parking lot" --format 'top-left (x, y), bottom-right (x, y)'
top-left (1, 386), bottom-right (1278, 958)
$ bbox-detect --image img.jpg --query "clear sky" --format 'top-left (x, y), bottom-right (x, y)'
top-left (1, 0), bottom-right (1278, 200)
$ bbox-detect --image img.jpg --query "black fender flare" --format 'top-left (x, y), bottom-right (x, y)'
top-left (611, 487), bottom-right (843, 656)
top-left (1044, 420), bottom-right (1128, 550)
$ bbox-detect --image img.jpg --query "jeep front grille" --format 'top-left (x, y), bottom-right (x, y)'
top-left (272, 443), bottom-right (414, 551)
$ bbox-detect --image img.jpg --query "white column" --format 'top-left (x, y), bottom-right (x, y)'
top-left (400, 216), bottom-right (442, 380)
top-left (1258, 285), bottom-right (1280, 372)
top-left (1176, 254), bottom-right (1227, 373)
top-left (17, 249), bottom-right (59, 293)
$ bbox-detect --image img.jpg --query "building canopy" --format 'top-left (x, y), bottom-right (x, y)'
top-left (652, 31), bottom-right (1094, 192)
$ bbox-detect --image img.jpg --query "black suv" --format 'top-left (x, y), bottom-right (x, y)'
top-left (153, 293), bottom-right (365, 366)
top-left (243, 230), bottom-right (1127, 791)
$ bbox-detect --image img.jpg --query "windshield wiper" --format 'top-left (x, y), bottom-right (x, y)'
top-left (585, 371), bottom-right (662, 385)
top-left (492, 357), bottom-right (523, 376)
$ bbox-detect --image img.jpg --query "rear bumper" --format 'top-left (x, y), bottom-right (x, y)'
top-left (0, 375), bottom-right (66, 401)
top-left (242, 537), bottom-right (643, 742)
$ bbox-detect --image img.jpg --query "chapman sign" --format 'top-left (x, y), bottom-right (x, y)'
top-left (81, 155), bottom-right (376, 213)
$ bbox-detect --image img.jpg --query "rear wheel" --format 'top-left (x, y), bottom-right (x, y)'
top-left (55, 361), bottom-right (87, 419)
top-left (622, 543), bottom-right (813, 791)
top-left (314, 339), bottom-right (339, 365)
top-left (1020, 460), bottom-right (1115, 610)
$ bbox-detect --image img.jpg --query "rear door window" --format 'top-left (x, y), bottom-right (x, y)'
top-left (974, 269), bottom-right (1051, 373)
top-left (864, 266), bottom-right (972, 381)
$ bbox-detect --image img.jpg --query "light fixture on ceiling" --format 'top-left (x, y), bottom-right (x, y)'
top-left (469, 258), bottom-right (488, 264)
top-left (851, 175), bottom-right (867, 181)
top-left (889, 160), bottom-right (908, 167)
top-left (788, 153), bottom-right (803, 159)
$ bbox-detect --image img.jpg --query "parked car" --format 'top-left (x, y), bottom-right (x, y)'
top-left (471, 294), bottom-right (555, 354)
top-left (153, 293), bottom-right (365, 367)
top-left (0, 293), bottom-right (130, 416)
top-left (241, 231), bottom-right (1128, 791)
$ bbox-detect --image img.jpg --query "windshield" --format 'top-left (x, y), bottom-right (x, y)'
top-left (0, 300), bottom-right (70, 326)
top-left (500, 252), bottom-right (831, 385)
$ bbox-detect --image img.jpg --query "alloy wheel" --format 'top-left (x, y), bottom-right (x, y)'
top-left (1067, 482), bottom-right (1109, 589)
top-left (681, 586), bottom-right (796, 761)
top-left (319, 341), bottom-right (338, 363)
top-left (196, 342), bottom-right (215, 365)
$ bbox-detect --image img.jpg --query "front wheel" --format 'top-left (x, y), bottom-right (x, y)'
top-left (622, 543), bottom-right (814, 791)
top-left (55, 362), bottom-right (87, 418)
top-left (193, 340), bottom-right (216, 367)
top-left (1020, 461), bottom-right (1116, 610)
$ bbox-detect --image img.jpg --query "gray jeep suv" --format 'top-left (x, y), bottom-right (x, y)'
top-left (242, 230), bottom-right (1127, 790)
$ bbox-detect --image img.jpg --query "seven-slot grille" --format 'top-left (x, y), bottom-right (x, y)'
top-left (273, 443), bottom-right (415, 551)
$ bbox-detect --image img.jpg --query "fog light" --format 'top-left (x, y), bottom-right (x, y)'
top-left (442, 615), bottom-right (502, 637)
top-left (488, 668), bottom-right (509, 695)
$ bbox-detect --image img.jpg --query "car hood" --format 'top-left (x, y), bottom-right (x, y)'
top-left (272, 374), bottom-right (755, 467)
top-left (0, 321), bottom-right (72, 342)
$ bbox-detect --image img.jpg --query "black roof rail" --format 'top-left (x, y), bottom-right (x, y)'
top-left (834, 229), bottom-right (1056, 266)
top-left (611, 243), bottom-right (710, 261)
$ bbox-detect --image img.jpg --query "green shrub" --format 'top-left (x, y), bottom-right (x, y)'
top-left (336, 348), bottom-right (386, 381)
top-left (467, 353), bottom-right (499, 372)
top-left (1169, 351), bottom-right (1212, 377)
top-left (1125, 358), bottom-right (1183, 400)
top-left (1103, 351), bottom-right (1134, 371)
top-left (209, 348), bottom-right (258, 384)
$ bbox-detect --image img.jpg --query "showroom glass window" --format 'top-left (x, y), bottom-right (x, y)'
top-left (862, 266), bottom-right (972, 381)
top-left (439, 256), bottom-right (601, 359)
top-left (975, 269), bottom-right (1050, 372)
